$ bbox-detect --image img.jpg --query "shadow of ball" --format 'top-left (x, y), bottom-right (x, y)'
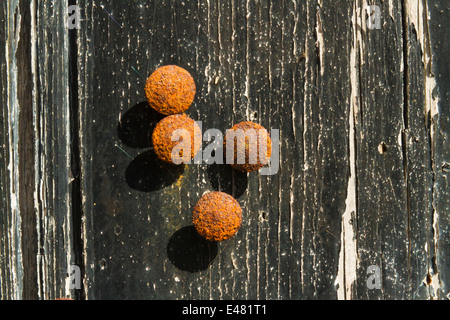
top-left (118, 101), bottom-right (165, 149)
top-left (125, 149), bottom-right (184, 192)
top-left (167, 226), bottom-right (218, 273)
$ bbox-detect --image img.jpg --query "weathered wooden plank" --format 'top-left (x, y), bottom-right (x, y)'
top-left (0, 0), bottom-right (20, 300)
top-left (348, 0), bottom-right (447, 300)
top-left (428, 0), bottom-right (450, 300)
top-left (78, 0), bottom-right (355, 300)
top-left (300, 0), bottom-right (352, 299)
top-left (0, 0), bottom-right (75, 300)
top-left (402, 0), bottom-right (440, 299)
top-left (17, 0), bottom-right (38, 300)
top-left (351, 0), bottom-right (411, 300)
top-left (0, 0), bottom-right (30, 300)
top-left (34, 0), bottom-right (78, 300)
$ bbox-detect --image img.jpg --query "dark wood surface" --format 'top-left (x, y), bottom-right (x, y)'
top-left (0, 0), bottom-right (448, 300)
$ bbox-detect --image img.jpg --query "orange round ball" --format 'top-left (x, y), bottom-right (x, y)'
top-left (145, 65), bottom-right (196, 115)
top-left (152, 114), bottom-right (202, 165)
top-left (192, 192), bottom-right (243, 242)
top-left (224, 121), bottom-right (272, 172)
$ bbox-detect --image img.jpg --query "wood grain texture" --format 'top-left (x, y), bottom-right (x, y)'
top-left (353, 0), bottom-right (411, 300)
top-left (428, 0), bottom-right (450, 301)
top-left (1, 0), bottom-right (75, 300)
top-left (0, 0), bottom-right (448, 300)
top-left (34, 0), bottom-right (78, 300)
top-left (1, 0), bottom-right (26, 300)
top-left (75, 0), bottom-right (348, 300)
top-left (0, 0), bottom-right (19, 300)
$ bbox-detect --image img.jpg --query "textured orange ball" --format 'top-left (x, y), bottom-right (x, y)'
top-left (145, 65), bottom-right (196, 115)
top-left (152, 114), bottom-right (202, 165)
top-left (224, 121), bottom-right (272, 172)
top-left (192, 192), bottom-right (243, 242)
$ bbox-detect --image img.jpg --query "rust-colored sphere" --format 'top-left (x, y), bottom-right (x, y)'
top-left (145, 65), bottom-right (196, 115)
top-left (192, 192), bottom-right (243, 242)
top-left (152, 114), bottom-right (202, 164)
top-left (223, 121), bottom-right (272, 172)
